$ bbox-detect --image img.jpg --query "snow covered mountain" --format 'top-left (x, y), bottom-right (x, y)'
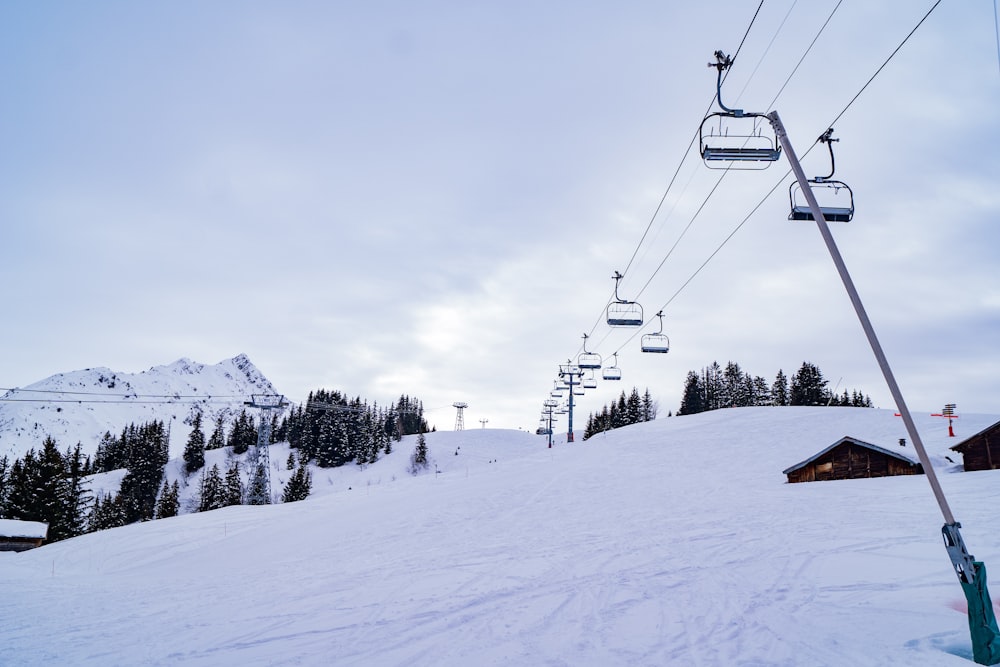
top-left (0, 354), bottom-right (279, 461)
top-left (4, 406), bottom-right (1000, 665)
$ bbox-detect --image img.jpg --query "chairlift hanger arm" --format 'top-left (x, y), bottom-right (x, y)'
top-left (815, 128), bottom-right (838, 181)
top-left (709, 50), bottom-right (744, 117)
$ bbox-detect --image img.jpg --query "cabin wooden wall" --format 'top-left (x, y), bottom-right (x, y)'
top-left (787, 442), bottom-right (922, 484)
top-left (0, 536), bottom-right (45, 552)
top-left (955, 426), bottom-right (1000, 471)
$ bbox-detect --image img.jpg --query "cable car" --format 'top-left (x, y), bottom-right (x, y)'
top-left (607, 271), bottom-right (643, 327)
top-left (641, 310), bottom-right (670, 354)
top-left (578, 333), bottom-right (602, 370)
top-left (602, 353), bottom-right (623, 381)
top-left (788, 128), bottom-right (854, 223)
top-left (700, 51), bottom-right (781, 170)
top-left (583, 371), bottom-right (598, 390)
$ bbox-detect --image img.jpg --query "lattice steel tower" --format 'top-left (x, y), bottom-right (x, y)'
top-left (453, 402), bottom-right (468, 431)
top-left (245, 394), bottom-right (288, 505)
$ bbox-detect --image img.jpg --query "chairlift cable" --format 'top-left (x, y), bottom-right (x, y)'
top-left (605, 0), bottom-right (941, 358)
top-left (824, 0), bottom-right (943, 131)
top-left (618, 0), bottom-right (765, 284)
top-left (994, 0), bottom-right (1000, 77)
top-left (763, 0), bottom-right (845, 111)
top-left (733, 0), bottom-right (799, 106)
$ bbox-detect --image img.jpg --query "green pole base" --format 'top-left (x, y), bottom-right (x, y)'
top-left (961, 562), bottom-right (1000, 665)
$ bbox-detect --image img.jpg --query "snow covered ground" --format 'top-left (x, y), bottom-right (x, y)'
top-left (3, 406), bottom-right (1000, 666)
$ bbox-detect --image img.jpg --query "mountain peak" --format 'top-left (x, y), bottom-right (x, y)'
top-left (0, 355), bottom-right (281, 461)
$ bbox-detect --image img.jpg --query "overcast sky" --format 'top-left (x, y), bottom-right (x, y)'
top-left (2, 1), bottom-right (998, 432)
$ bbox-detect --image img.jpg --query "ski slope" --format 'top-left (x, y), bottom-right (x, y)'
top-left (3, 407), bottom-right (1000, 666)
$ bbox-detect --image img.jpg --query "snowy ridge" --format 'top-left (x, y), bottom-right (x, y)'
top-left (4, 406), bottom-right (1000, 665)
top-left (0, 354), bottom-right (278, 460)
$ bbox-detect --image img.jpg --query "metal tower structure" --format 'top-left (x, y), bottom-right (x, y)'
top-left (559, 360), bottom-right (583, 442)
top-left (453, 402), bottom-right (468, 431)
top-left (245, 394), bottom-right (288, 505)
top-left (479, 418), bottom-right (489, 429)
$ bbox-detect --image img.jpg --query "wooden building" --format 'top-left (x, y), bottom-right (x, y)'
top-left (783, 436), bottom-right (923, 484)
top-left (0, 519), bottom-right (49, 552)
top-left (950, 419), bottom-right (1000, 471)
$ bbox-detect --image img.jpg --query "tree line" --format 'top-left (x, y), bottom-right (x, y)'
top-left (0, 391), bottom-right (432, 544)
top-left (582, 387), bottom-right (658, 440)
top-left (677, 361), bottom-right (873, 415)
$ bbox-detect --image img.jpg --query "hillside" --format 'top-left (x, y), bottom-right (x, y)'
top-left (0, 354), bottom-right (278, 461)
top-left (3, 407), bottom-right (1000, 666)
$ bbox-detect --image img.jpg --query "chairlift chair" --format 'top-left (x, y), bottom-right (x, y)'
top-left (583, 371), bottom-right (598, 390)
top-left (641, 310), bottom-right (671, 354)
top-left (607, 271), bottom-right (644, 327)
top-left (578, 333), bottom-right (602, 370)
top-left (699, 51), bottom-right (781, 170)
top-left (788, 128), bottom-right (854, 223)
top-left (602, 353), bottom-right (623, 381)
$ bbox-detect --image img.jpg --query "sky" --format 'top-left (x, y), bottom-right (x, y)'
top-left (1, 1), bottom-right (999, 432)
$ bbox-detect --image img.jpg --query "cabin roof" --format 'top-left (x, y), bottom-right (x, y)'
top-left (949, 419), bottom-right (1000, 453)
top-left (782, 435), bottom-right (920, 475)
top-left (0, 519), bottom-right (49, 539)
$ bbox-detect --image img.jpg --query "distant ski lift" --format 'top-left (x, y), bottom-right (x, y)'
top-left (700, 51), bottom-right (781, 170)
top-left (607, 271), bottom-right (643, 327)
top-left (578, 333), bottom-right (602, 370)
top-left (602, 353), bottom-right (623, 381)
top-left (583, 371), bottom-right (598, 390)
top-left (788, 128), bottom-right (854, 223)
top-left (641, 310), bottom-right (671, 354)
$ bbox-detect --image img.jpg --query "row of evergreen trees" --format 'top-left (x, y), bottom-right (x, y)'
top-left (0, 420), bottom-right (169, 542)
top-left (1, 391), bottom-right (432, 543)
top-left (677, 361), bottom-right (873, 415)
top-left (582, 388), bottom-right (658, 440)
top-left (0, 438), bottom-right (89, 542)
top-left (275, 391), bottom-right (429, 468)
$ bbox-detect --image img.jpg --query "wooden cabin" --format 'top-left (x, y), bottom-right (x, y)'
top-left (783, 436), bottom-right (923, 484)
top-left (950, 419), bottom-right (1000, 471)
top-left (0, 519), bottom-right (49, 552)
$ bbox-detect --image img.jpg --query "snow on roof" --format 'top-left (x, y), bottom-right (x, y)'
top-left (782, 435), bottom-right (921, 475)
top-left (0, 519), bottom-right (48, 539)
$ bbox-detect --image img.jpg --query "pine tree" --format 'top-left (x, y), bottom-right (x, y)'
top-left (282, 463), bottom-right (312, 503)
top-left (678, 371), bottom-right (706, 415)
top-left (155, 479), bottom-right (180, 519)
top-left (771, 370), bottom-right (790, 406)
top-left (183, 412), bottom-right (206, 475)
top-left (60, 443), bottom-right (91, 539)
top-left (409, 432), bottom-right (429, 475)
top-left (206, 415), bottom-right (226, 450)
top-left (223, 463), bottom-right (244, 507)
top-left (790, 362), bottom-right (829, 406)
top-left (229, 411), bottom-right (256, 455)
top-left (198, 464), bottom-right (224, 512)
top-left (118, 421), bottom-right (168, 523)
top-left (642, 389), bottom-right (657, 421)
top-left (0, 455), bottom-right (10, 517)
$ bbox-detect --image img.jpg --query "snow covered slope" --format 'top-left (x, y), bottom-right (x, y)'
top-left (0, 354), bottom-right (278, 460)
top-left (3, 407), bottom-right (1000, 666)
